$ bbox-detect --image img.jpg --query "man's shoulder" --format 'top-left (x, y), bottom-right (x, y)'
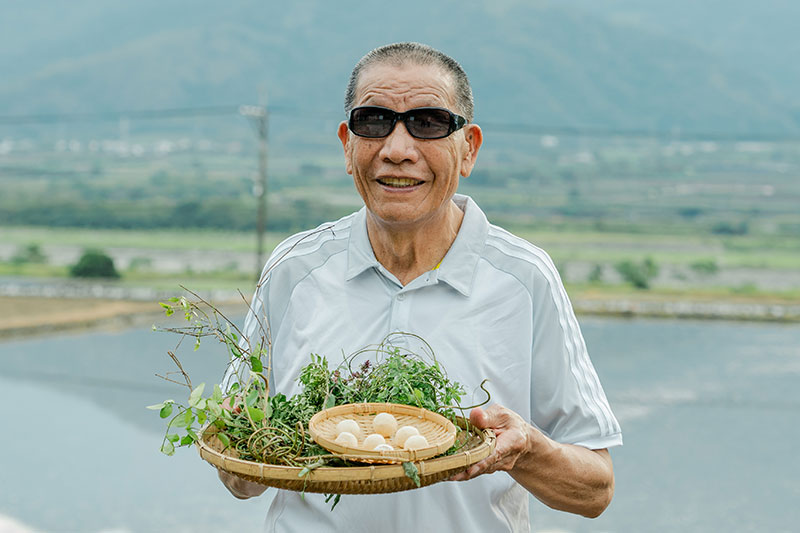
top-left (480, 223), bottom-right (561, 291)
top-left (261, 212), bottom-right (357, 278)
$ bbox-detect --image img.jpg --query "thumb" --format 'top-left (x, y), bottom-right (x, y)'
top-left (469, 406), bottom-right (490, 429)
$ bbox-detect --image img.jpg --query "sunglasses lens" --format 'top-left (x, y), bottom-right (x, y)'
top-left (350, 107), bottom-right (394, 137)
top-left (406, 108), bottom-right (452, 139)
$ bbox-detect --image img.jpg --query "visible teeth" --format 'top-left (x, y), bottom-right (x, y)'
top-left (379, 178), bottom-right (421, 187)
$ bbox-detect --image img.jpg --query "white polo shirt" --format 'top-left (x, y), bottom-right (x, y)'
top-left (227, 194), bottom-right (622, 533)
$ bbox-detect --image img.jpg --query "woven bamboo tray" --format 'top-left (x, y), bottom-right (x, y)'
top-left (308, 403), bottom-right (457, 463)
top-left (196, 416), bottom-right (495, 494)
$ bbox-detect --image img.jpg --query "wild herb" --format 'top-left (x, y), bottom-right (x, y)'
top-left (149, 292), bottom-right (486, 471)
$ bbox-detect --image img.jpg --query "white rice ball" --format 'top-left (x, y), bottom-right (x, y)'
top-left (403, 434), bottom-right (429, 450)
top-left (336, 418), bottom-right (362, 440)
top-left (362, 433), bottom-right (386, 450)
top-left (334, 431), bottom-right (358, 448)
top-left (394, 425), bottom-right (420, 447)
top-left (374, 443), bottom-right (394, 452)
top-left (372, 412), bottom-right (398, 437)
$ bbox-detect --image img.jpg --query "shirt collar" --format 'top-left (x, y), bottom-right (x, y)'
top-left (435, 194), bottom-right (487, 297)
top-left (346, 206), bottom-right (380, 280)
top-left (345, 194), bottom-right (488, 297)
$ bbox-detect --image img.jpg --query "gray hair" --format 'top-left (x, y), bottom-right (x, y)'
top-left (344, 42), bottom-right (474, 122)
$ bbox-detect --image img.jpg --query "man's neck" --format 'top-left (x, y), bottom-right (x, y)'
top-left (366, 200), bottom-right (464, 286)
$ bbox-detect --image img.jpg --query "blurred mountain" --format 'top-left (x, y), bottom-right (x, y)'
top-left (1, 0), bottom-right (798, 135)
top-left (564, 0), bottom-right (800, 103)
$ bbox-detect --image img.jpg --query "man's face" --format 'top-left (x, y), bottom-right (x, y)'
top-left (338, 62), bottom-right (482, 230)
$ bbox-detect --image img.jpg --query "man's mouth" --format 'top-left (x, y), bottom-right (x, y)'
top-left (377, 177), bottom-right (423, 188)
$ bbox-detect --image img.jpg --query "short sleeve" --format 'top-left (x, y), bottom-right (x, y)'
top-left (529, 267), bottom-right (622, 449)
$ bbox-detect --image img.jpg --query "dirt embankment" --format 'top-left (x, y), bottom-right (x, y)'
top-left (3, 291), bottom-right (799, 340)
top-left (0, 296), bottom-right (164, 337)
top-left (0, 294), bottom-right (253, 338)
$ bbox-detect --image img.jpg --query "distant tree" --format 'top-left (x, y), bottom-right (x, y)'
top-left (10, 243), bottom-right (47, 264)
top-left (588, 263), bottom-right (604, 283)
top-left (712, 221), bottom-right (749, 235)
top-left (690, 259), bottom-right (719, 276)
top-left (678, 207), bottom-right (704, 219)
top-left (70, 249), bottom-right (120, 279)
top-left (615, 257), bottom-right (659, 289)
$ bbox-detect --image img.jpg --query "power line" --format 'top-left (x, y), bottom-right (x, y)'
top-left (479, 121), bottom-right (800, 143)
top-left (2, 105), bottom-right (800, 142)
top-left (0, 105), bottom-right (242, 125)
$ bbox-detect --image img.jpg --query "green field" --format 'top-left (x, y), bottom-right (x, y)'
top-left (1, 134), bottom-right (799, 307)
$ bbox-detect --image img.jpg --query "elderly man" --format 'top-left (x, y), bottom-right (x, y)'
top-left (220, 42), bottom-right (622, 532)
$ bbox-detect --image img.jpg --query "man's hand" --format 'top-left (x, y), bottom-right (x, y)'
top-left (450, 403), bottom-right (615, 518)
top-left (221, 396), bottom-right (242, 414)
top-left (450, 404), bottom-right (532, 480)
top-left (218, 468), bottom-right (268, 500)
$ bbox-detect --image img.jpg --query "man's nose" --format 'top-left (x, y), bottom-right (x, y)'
top-left (379, 121), bottom-right (419, 164)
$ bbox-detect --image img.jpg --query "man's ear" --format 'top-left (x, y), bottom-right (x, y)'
top-left (459, 124), bottom-right (483, 178)
top-left (337, 121), bottom-right (353, 175)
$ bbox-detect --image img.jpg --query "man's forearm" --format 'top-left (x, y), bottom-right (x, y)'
top-left (510, 430), bottom-right (614, 518)
top-left (452, 405), bottom-right (615, 518)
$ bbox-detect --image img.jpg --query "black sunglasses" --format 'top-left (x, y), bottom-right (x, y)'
top-left (348, 106), bottom-right (467, 139)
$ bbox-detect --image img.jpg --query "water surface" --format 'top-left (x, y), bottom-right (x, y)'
top-left (1, 317), bottom-right (798, 532)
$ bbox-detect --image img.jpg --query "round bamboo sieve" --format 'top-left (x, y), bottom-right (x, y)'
top-left (308, 403), bottom-right (457, 463)
top-left (196, 416), bottom-right (495, 494)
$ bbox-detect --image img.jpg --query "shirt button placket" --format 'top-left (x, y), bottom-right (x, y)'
top-left (391, 291), bottom-right (410, 332)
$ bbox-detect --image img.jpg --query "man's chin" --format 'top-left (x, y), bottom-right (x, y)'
top-left (366, 206), bottom-right (426, 229)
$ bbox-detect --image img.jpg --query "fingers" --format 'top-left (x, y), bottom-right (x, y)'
top-left (470, 404), bottom-right (510, 430)
top-left (221, 396), bottom-right (242, 414)
top-left (469, 406), bottom-right (487, 428)
top-left (218, 468), bottom-right (268, 499)
top-left (451, 404), bottom-right (531, 483)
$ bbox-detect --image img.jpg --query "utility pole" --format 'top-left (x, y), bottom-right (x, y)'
top-left (239, 104), bottom-right (268, 280)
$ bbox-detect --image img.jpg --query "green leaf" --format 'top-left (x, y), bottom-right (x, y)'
top-left (174, 409), bottom-right (194, 428)
top-left (212, 384), bottom-right (223, 403)
top-left (217, 433), bottom-right (231, 448)
top-left (298, 458), bottom-right (326, 478)
top-left (159, 403), bottom-right (173, 419)
top-left (161, 440), bottom-right (175, 455)
top-left (168, 297), bottom-right (180, 303)
top-left (250, 356), bottom-right (263, 373)
top-left (324, 393), bottom-right (336, 409)
top-left (263, 401), bottom-right (273, 420)
top-left (207, 399), bottom-right (222, 418)
top-left (246, 406), bottom-right (265, 423)
top-left (146, 401), bottom-right (166, 410)
top-left (186, 428), bottom-right (199, 441)
top-left (245, 387), bottom-right (259, 408)
top-left (180, 435), bottom-right (194, 446)
top-left (196, 410), bottom-right (207, 426)
top-left (188, 383), bottom-right (206, 408)
top-left (167, 433), bottom-right (180, 443)
top-left (402, 462), bottom-right (421, 487)
top-left (326, 493), bottom-right (342, 511)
